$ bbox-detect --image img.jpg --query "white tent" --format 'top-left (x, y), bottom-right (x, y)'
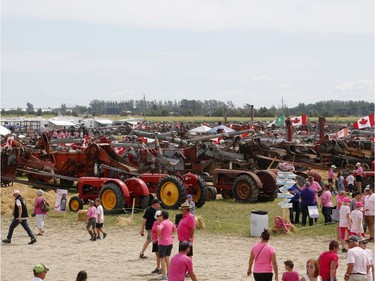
top-left (207, 125), bottom-right (235, 134)
top-left (0, 125), bottom-right (11, 136)
top-left (188, 125), bottom-right (212, 134)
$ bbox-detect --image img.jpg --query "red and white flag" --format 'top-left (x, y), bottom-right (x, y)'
top-left (291, 114), bottom-right (307, 126)
top-left (353, 114), bottom-right (375, 129)
top-left (333, 127), bottom-right (349, 139)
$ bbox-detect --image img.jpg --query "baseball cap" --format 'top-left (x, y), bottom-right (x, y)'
top-left (187, 194), bottom-right (192, 199)
top-left (365, 185), bottom-right (371, 190)
top-left (33, 263), bottom-right (49, 273)
top-left (342, 197), bottom-right (351, 203)
top-left (346, 236), bottom-right (359, 243)
top-left (154, 210), bottom-right (162, 219)
top-left (355, 201), bottom-right (363, 208)
top-left (152, 198), bottom-right (161, 204)
top-left (356, 162), bottom-right (361, 166)
top-left (331, 165), bottom-right (337, 169)
top-left (179, 241), bottom-right (192, 252)
top-left (12, 190), bottom-right (20, 195)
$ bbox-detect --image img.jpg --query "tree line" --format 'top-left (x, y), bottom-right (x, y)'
top-left (2, 99), bottom-right (373, 118)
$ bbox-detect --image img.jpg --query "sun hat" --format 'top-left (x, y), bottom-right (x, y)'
top-left (355, 201), bottom-right (363, 208)
top-left (346, 236), bottom-right (359, 243)
top-left (331, 165), bottom-right (337, 169)
top-left (33, 263), bottom-right (49, 273)
top-left (356, 162), bottom-right (361, 166)
top-left (154, 210), bottom-right (162, 219)
top-left (12, 190), bottom-right (20, 195)
top-left (343, 197), bottom-right (351, 203)
top-left (36, 189), bottom-right (44, 196)
top-left (179, 202), bottom-right (191, 210)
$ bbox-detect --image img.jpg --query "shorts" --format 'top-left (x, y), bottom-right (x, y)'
top-left (355, 176), bottom-right (363, 182)
top-left (86, 218), bottom-right (96, 229)
top-left (158, 244), bottom-right (173, 258)
top-left (96, 223), bottom-right (103, 228)
top-left (179, 241), bottom-right (193, 257)
top-left (146, 230), bottom-right (152, 241)
top-left (349, 231), bottom-right (365, 237)
top-left (339, 227), bottom-right (350, 240)
top-left (152, 242), bottom-right (158, 253)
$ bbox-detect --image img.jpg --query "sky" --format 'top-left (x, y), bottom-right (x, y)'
top-left (1, 0), bottom-right (374, 110)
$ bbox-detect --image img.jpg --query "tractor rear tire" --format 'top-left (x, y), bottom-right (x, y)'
top-left (206, 186), bottom-right (217, 201)
top-left (157, 175), bottom-right (186, 209)
top-left (191, 176), bottom-right (208, 208)
top-left (69, 196), bottom-right (83, 212)
top-left (99, 182), bottom-right (126, 213)
top-left (232, 175), bottom-right (259, 203)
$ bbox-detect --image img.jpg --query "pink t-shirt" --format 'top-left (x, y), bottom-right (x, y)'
top-left (86, 206), bottom-right (97, 219)
top-left (321, 190), bottom-right (333, 207)
top-left (251, 243), bottom-right (276, 273)
top-left (177, 214), bottom-right (195, 242)
top-left (35, 197), bottom-right (48, 215)
top-left (350, 209), bottom-right (364, 233)
top-left (328, 169), bottom-right (334, 180)
top-left (158, 219), bottom-right (176, 246)
top-left (152, 221), bottom-right (159, 241)
top-left (339, 205), bottom-right (350, 227)
top-left (282, 271), bottom-right (299, 281)
top-left (168, 253), bottom-right (193, 281)
top-left (309, 181), bottom-right (322, 203)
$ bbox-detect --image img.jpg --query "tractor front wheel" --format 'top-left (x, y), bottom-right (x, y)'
top-left (157, 176), bottom-right (186, 209)
top-left (99, 183), bottom-right (125, 213)
top-left (232, 175), bottom-right (259, 203)
top-left (206, 186), bottom-right (217, 201)
top-left (69, 196), bottom-right (83, 212)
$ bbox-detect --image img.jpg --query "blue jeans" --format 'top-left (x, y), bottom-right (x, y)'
top-left (6, 218), bottom-right (35, 240)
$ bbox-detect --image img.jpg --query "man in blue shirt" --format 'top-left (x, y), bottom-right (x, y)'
top-left (288, 184), bottom-right (301, 224)
top-left (300, 183), bottom-right (315, 226)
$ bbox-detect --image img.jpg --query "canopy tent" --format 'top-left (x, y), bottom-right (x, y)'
top-left (188, 125), bottom-right (212, 134)
top-left (207, 125), bottom-right (235, 134)
top-left (0, 125), bottom-right (11, 136)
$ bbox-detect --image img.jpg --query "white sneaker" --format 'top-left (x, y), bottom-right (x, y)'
top-left (159, 274), bottom-right (167, 280)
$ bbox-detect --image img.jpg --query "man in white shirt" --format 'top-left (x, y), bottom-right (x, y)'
top-left (364, 186), bottom-right (375, 242)
top-left (30, 263), bottom-right (49, 281)
top-left (358, 238), bottom-right (374, 281)
top-left (344, 236), bottom-right (370, 281)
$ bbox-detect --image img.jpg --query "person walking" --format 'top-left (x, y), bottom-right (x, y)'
top-left (364, 185), bottom-right (375, 243)
top-left (350, 202), bottom-right (365, 238)
top-left (2, 190), bottom-right (37, 245)
top-left (318, 240), bottom-right (339, 281)
top-left (281, 260), bottom-right (299, 281)
top-left (336, 171), bottom-right (345, 193)
top-left (177, 202), bottom-right (196, 260)
top-left (151, 210), bottom-right (162, 274)
top-left (358, 237), bottom-right (374, 281)
top-left (86, 200), bottom-right (97, 241)
top-left (247, 229), bottom-right (278, 281)
top-left (344, 236), bottom-right (370, 281)
top-left (33, 189), bottom-right (49, 236)
top-left (139, 198), bottom-right (160, 259)
top-left (355, 163), bottom-right (364, 194)
top-left (30, 263), bottom-right (49, 281)
top-left (321, 184), bottom-right (333, 224)
top-left (339, 197), bottom-right (352, 253)
top-left (95, 198), bottom-right (107, 239)
top-left (328, 165), bottom-right (336, 185)
top-left (168, 241), bottom-right (198, 281)
top-left (157, 210), bottom-right (176, 280)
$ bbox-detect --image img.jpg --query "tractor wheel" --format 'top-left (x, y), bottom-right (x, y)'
top-left (221, 190), bottom-right (233, 199)
top-left (140, 196), bottom-right (150, 210)
top-left (206, 186), bottom-right (217, 201)
top-left (191, 176), bottom-right (208, 208)
top-left (99, 182), bottom-right (126, 212)
top-left (232, 175), bottom-right (259, 203)
top-left (157, 175), bottom-right (186, 209)
top-left (69, 196), bottom-right (83, 212)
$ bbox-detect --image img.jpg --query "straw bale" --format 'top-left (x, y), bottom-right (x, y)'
top-left (195, 215), bottom-right (205, 229)
top-left (77, 210), bottom-right (87, 221)
top-left (1, 183), bottom-right (56, 215)
top-left (116, 216), bottom-right (133, 226)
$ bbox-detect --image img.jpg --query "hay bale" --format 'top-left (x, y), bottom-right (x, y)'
top-left (195, 216), bottom-right (205, 229)
top-left (116, 216), bottom-right (133, 226)
top-left (77, 210), bottom-right (87, 221)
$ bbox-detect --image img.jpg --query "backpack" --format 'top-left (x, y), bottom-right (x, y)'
top-left (40, 198), bottom-right (49, 212)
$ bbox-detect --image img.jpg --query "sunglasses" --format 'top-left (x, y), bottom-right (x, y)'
top-left (360, 242), bottom-right (368, 245)
top-left (306, 265), bottom-right (315, 269)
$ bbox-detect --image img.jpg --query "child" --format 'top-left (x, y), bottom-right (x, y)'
top-left (186, 194), bottom-right (195, 215)
top-left (86, 200), bottom-right (97, 241)
top-left (349, 201), bottom-right (365, 238)
top-left (282, 260), bottom-right (299, 281)
top-left (339, 197), bottom-right (351, 252)
top-left (95, 198), bottom-right (107, 239)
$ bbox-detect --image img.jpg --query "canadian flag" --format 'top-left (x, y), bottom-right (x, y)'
top-left (353, 114), bottom-right (375, 129)
top-left (291, 114), bottom-right (307, 126)
top-left (333, 127), bottom-right (349, 139)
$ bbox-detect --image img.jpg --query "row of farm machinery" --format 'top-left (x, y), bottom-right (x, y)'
top-left (1, 117), bottom-right (374, 213)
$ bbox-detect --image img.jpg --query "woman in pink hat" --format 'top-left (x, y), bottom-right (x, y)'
top-left (349, 201), bottom-right (365, 238)
top-left (339, 197), bottom-right (351, 253)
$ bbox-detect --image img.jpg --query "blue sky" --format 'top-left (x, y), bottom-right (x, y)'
top-left (1, 0), bottom-right (374, 110)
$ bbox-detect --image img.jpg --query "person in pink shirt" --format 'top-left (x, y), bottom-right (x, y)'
top-left (306, 176), bottom-right (322, 205)
top-left (168, 241), bottom-right (198, 281)
top-left (355, 162), bottom-right (364, 193)
top-left (247, 229), bottom-right (278, 281)
top-left (281, 260), bottom-right (299, 281)
top-left (177, 202), bottom-right (196, 259)
top-left (328, 165), bottom-right (336, 185)
top-left (86, 200), bottom-right (97, 241)
top-left (321, 184), bottom-right (333, 224)
top-left (157, 210), bottom-right (176, 280)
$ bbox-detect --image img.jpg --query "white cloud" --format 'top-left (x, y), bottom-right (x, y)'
top-left (250, 76), bottom-right (274, 82)
top-left (3, 0), bottom-right (372, 34)
top-left (334, 80), bottom-right (374, 92)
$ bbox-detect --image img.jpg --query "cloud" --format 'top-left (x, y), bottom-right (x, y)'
top-left (3, 0), bottom-right (372, 34)
top-left (334, 80), bottom-right (374, 92)
top-left (250, 76), bottom-right (274, 82)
